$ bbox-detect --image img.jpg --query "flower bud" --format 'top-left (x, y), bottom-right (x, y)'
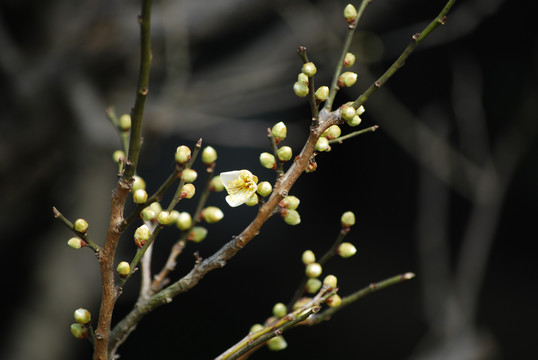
top-left (74, 219), bottom-right (89, 233)
top-left (201, 206), bottom-right (224, 223)
top-left (306, 278), bottom-right (322, 294)
top-left (259, 152), bottom-right (276, 169)
top-left (322, 125), bottom-right (341, 140)
top-left (117, 261), bottom-right (131, 277)
top-left (356, 105), bottom-right (366, 115)
top-left (323, 275), bottom-right (338, 289)
top-left (326, 294), bottom-right (342, 307)
top-left (271, 121), bottom-right (287, 141)
top-left (277, 146), bottom-right (293, 161)
top-left (201, 146), bottom-right (217, 165)
top-left (119, 114), bottom-right (131, 131)
top-left (169, 210), bottom-right (180, 223)
top-left (297, 73), bottom-right (309, 84)
top-left (180, 168), bottom-right (198, 183)
top-left (133, 189), bottom-right (148, 204)
top-left (267, 336), bottom-right (287, 351)
top-left (134, 224), bottom-right (151, 248)
top-left (272, 302), bottom-right (287, 318)
top-left (337, 242), bottom-right (357, 258)
top-left (343, 52), bottom-right (356, 67)
top-left (346, 115), bottom-right (362, 127)
top-left (305, 262), bottom-right (322, 278)
top-left (344, 4), bottom-right (358, 24)
top-left (149, 201), bottom-right (162, 214)
top-left (283, 209), bottom-right (301, 225)
top-left (293, 81), bottom-right (309, 98)
top-left (132, 175), bottom-right (146, 192)
top-left (175, 145), bottom-right (191, 164)
top-left (181, 183), bottom-right (196, 199)
top-left (176, 212), bottom-right (192, 230)
top-left (112, 150), bottom-right (125, 163)
top-left (256, 181), bottom-right (272, 197)
top-left (245, 193), bottom-right (259, 206)
top-left (302, 62), bottom-right (317, 77)
top-left (341, 105), bottom-right (356, 121)
top-left (157, 211), bottom-right (172, 225)
top-left (74, 308), bottom-right (91, 325)
top-left (341, 211), bottom-right (356, 227)
top-left (187, 226), bottom-right (208, 242)
top-left (315, 86), bottom-right (329, 102)
top-left (293, 297), bottom-right (312, 310)
top-left (338, 71), bottom-right (358, 87)
top-left (70, 323), bottom-right (88, 339)
top-left (302, 250), bottom-right (316, 265)
top-left (210, 176), bottom-right (225, 192)
top-left (315, 136), bottom-right (329, 152)
top-left (67, 237), bottom-right (84, 249)
top-left (250, 323), bottom-right (264, 333)
top-left (140, 207), bottom-right (156, 221)
top-left (280, 195), bottom-right (300, 210)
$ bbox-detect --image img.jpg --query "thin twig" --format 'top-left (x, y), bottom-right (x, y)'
top-left (52, 206), bottom-right (100, 253)
top-left (328, 125), bottom-right (379, 144)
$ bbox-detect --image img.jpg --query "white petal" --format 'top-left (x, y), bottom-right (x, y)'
top-left (220, 170), bottom-right (242, 190)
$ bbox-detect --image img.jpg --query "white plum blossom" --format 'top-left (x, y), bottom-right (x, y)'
top-left (220, 170), bottom-right (258, 207)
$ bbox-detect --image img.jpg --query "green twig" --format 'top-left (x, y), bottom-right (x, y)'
top-left (297, 46), bottom-right (319, 123)
top-left (328, 125), bottom-right (379, 144)
top-left (52, 207), bottom-right (100, 253)
top-left (267, 128), bottom-right (285, 176)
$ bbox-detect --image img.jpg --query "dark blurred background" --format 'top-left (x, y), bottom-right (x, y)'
top-left (1, 0), bottom-right (536, 359)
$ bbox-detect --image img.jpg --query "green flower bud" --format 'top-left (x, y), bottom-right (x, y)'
top-left (133, 189), bottom-right (148, 204)
top-left (346, 114), bottom-right (362, 127)
top-left (267, 336), bottom-right (287, 351)
top-left (169, 210), bottom-right (180, 223)
top-left (245, 193), bottom-right (259, 206)
top-left (180, 168), bottom-right (198, 183)
top-left (277, 146), bottom-right (293, 161)
top-left (132, 175), bottom-right (146, 192)
top-left (67, 237), bottom-right (85, 249)
top-left (293, 81), bottom-right (309, 97)
top-left (201, 146), bottom-right (217, 165)
top-left (74, 308), bottom-right (91, 325)
top-left (322, 125), bottom-right (341, 140)
top-left (140, 207), bottom-right (156, 221)
top-left (201, 206), bottom-right (224, 223)
top-left (70, 323), bottom-right (88, 339)
top-left (343, 52), bottom-right (356, 67)
top-left (112, 150), bottom-right (125, 163)
top-left (337, 242), bottom-right (357, 258)
top-left (210, 176), bottom-right (225, 192)
top-left (343, 4), bottom-right (358, 24)
top-left (302, 62), bottom-right (317, 77)
top-left (134, 224), bottom-right (151, 248)
top-left (74, 219), bottom-right (89, 234)
top-left (176, 212), bottom-right (192, 231)
top-left (271, 121), bottom-right (287, 141)
top-left (315, 136), bottom-right (330, 152)
top-left (315, 86), bottom-right (329, 102)
top-left (249, 323), bottom-right (264, 333)
top-left (341, 211), bottom-right (356, 227)
top-left (181, 183), bottom-right (196, 199)
top-left (302, 250), bottom-right (316, 265)
top-left (338, 71), bottom-right (358, 87)
top-left (187, 226), bottom-right (208, 243)
top-left (259, 152), bottom-right (276, 169)
top-left (297, 72), bottom-right (309, 84)
top-left (323, 275), bottom-right (338, 289)
top-left (305, 262), bottom-right (322, 278)
top-left (157, 211), bottom-right (172, 225)
top-left (292, 297), bottom-right (312, 310)
top-left (280, 195), bottom-right (300, 210)
top-left (175, 145), bottom-right (191, 164)
top-left (119, 114), bottom-right (131, 131)
top-left (272, 302), bottom-right (287, 318)
top-left (356, 105), bottom-right (366, 115)
top-left (149, 202), bottom-right (162, 214)
top-left (326, 294), bottom-right (342, 307)
top-left (306, 278), bottom-right (322, 294)
top-left (283, 209), bottom-right (301, 225)
top-left (116, 261), bottom-right (131, 277)
top-left (341, 105), bottom-right (356, 121)
top-left (256, 181), bottom-right (273, 197)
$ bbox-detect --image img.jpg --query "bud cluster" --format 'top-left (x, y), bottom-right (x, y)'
top-left (279, 195), bottom-right (301, 226)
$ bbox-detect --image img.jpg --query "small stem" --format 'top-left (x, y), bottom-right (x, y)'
top-left (267, 128), bottom-right (284, 176)
top-left (328, 125), bottom-right (379, 144)
top-left (297, 46), bottom-right (319, 123)
top-left (52, 207), bottom-right (100, 253)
